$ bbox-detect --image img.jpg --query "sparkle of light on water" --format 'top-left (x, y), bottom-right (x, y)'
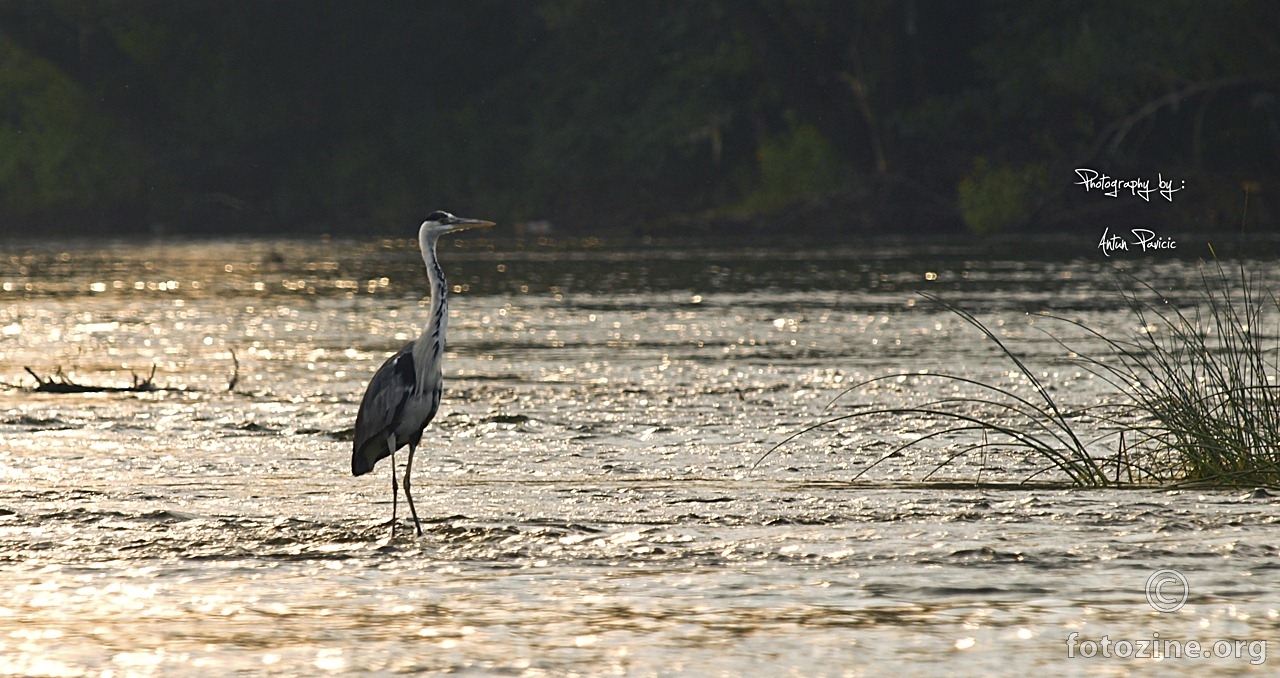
top-left (0, 237), bottom-right (1276, 675)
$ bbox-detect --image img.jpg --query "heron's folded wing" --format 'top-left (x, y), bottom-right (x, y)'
top-left (351, 343), bottom-right (415, 476)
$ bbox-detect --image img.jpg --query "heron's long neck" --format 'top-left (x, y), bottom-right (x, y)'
top-left (414, 234), bottom-right (447, 389)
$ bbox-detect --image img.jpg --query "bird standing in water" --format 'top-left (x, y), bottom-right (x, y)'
top-left (352, 211), bottom-right (495, 536)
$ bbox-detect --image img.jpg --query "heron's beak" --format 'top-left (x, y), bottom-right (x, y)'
top-left (448, 217), bottom-right (496, 232)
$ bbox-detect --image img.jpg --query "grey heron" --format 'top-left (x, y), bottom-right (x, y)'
top-left (352, 211), bottom-right (495, 536)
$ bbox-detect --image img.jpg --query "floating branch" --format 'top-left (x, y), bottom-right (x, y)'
top-left (23, 365), bottom-right (159, 393)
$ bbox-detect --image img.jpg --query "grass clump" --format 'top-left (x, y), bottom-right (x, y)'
top-left (761, 256), bottom-right (1280, 488)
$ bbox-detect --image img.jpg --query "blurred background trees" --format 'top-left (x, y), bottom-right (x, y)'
top-left (0, 0), bottom-right (1276, 236)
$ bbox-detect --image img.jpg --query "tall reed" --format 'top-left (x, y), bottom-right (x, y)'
top-left (760, 258), bottom-right (1280, 487)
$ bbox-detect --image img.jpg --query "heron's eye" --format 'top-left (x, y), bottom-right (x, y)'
top-left (425, 211), bottom-right (452, 223)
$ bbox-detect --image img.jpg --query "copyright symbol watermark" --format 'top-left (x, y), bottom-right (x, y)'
top-left (1145, 569), bottom-right (1189, 613)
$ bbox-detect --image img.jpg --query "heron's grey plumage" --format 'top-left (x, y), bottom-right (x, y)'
top-left (351, 211), bottom-right (494, 536)
top-left (352, 341), bottom-right (424, 476)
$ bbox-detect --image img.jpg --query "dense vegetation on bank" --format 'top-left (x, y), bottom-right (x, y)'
top-left (1, 1), bottom-right (1276, 236)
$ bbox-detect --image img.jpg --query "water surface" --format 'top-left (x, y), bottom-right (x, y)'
top-left (1, 236), bottom-right (1276, 675)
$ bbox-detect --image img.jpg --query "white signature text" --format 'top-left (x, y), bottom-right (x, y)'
top-left (1098, 227), bottom-right (1177, 257)
top-left (1075, 169), bottom-right (1184, 201)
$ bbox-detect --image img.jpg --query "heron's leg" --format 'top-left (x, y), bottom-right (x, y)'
top-left (403, 442), bottom-right (423, 536)
top-left (388, 434), bottom-right (398, 537)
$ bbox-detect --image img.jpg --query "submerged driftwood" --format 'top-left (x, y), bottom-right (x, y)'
top-left (18, 351), bottom-right (240, 394)
top-left (23, 366), bottom-right (159, 393)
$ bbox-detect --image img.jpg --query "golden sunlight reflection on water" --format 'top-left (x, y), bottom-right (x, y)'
top-left (0, 238), bottom-right (1277, 675)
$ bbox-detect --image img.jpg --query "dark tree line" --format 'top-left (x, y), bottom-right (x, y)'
top-left (0, 1), bottom-right (1276, 237)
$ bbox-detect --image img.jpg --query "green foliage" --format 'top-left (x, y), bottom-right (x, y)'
top-left (0, 1), bottom-right (1275, 233)
top-left (0, 41), bottom-right (143, 214)
top-left (956, 159), bottom-right (1047, 235)
top-left (740, 121), bottom-right (851, 214)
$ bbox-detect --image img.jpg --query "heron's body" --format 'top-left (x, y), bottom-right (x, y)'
top-left (350, 339), bottom-right (442, 475)
top-left (351, 211), bottom-right (493, 536)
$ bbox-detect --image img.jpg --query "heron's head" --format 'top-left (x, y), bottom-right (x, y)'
top-left (419, 211), bottom-right (496, 241)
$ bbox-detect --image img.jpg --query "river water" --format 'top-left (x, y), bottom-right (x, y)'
top-left (0, 234), bottom-right (1276, 676)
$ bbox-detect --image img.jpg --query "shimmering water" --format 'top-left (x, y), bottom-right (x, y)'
top-left (1, 236), bottom-right (1277, 676)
